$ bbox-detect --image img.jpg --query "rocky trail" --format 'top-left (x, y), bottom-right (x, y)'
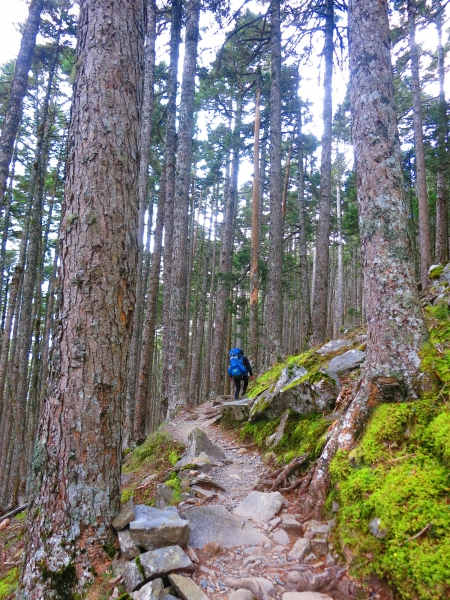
top-left (111, 397), bottom-right (391, 600)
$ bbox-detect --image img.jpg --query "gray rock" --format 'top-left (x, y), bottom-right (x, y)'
top-left (174, 453), bottom-right (215, 472)
top-left (280, 514), bottom-right (302, 536)
top-left (229, 590), bottom-right (254, 600)
top-left (129, 505), bottom-right (190, 551)
top-left (369, 517), bottom-right (387, 539)
top-left (213, 394), bottom-right (234, 406)
top-left (303, 520), bottom-right (331, 539)
top-left (232, 491), bottom-right (284, 525)
top-left (140, 545), bottom-right (194, 577)
top-left (272, 529), bottom-right (290, 545)
top-left (327, 349), bottom-right (365, 374)
top-left (118, 527), bottom-right (141, 560)
top-left (165, 595), bottom-right (180, 600)
top-left (282, 593), bottom-right (334, 600)
top-left (266, 410), bottom-right (290, 448)
top-left (113, 498), bottom-right (136, 530)
top-left (190, 486), bottom-right (216, 501)
top-left (185, 505), bottom-right (270, 548)
top-left (125, 560), bottom-right (145, 593)
top-left (189, 474), bottom-right (226, 491)
top-left (310, 539), bottom-right (329, 557)
top-left (220, 398), bottom-right (254, 421)
top-left (155, 484), bottom-right (175, 509)
top-left (185, 428), bottom-right (226, 461)
top-left (132, 579), bottom-right (165, 600)
top-left (288, 539), bottom-right (310, 561)
top-left (316, 339), bottom-right (352, 356)
top-left (112, 558), bottom-right (128, 577)
top-left (325, 553), bottom-right (335, 567)
top-left (169, 573), bottom-right (210, 600)
top-left (311, 375), bottom-right (341, 411)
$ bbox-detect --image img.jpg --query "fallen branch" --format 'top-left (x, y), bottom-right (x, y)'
top-left (402, 523), bottom-right (432, 544)
top-left (0, 503), bottom-right (28, 522)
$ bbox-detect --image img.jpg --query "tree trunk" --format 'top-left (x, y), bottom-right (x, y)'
top-left (203, 197), bottom-right (218, 399)
top-left (333, 178), bottom-right (344, 338)
top-left (435, 2), bottom-right (448, 264)
top-left (166, 0), bottom-right (201, 419)
top-left (311, 0), bottom-right (333, 346)
top-left (126, 0), bottom-right (157, 445)
top-left (249, 81), bottom-right (261, 369)
top-left (20, 0), bottom-right (143, 594)
top-left (265, 0), bottom-right (283, 363)
top-left (299, 0), bottom-right (430, 518)
top-left (408, 0), bottom-right (431, 287)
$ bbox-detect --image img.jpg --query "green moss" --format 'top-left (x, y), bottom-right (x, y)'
top-left (429, 264), bottom-right (445, 280)
top-left (423, 411), bottom-right (450, 466)
top-left (168, 450), bottom-right (181, 466)
top-left (164, 472), bottom-right (183, 504)
top-left (118, 594), bottom-right (132, 600)
top-left (41, 563), bottom-right (77, 599)
top-left (0, 568), bottom-right (19, 600)
top-left (121, 487), bottom-right (133, 504)
top-left (124, 431), bottom-right (177, 472)
top-left (102, 542), bottom-right (117, 559)
top-left (135, 555), bottom-right (145, 578)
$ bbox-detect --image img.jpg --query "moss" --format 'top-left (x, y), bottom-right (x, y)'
top-left (164, 472), bottom-right (183, 504)
top-left (0, 568), bottom-right (19, 600)
top-left (429, 264), bottom-right (445, 280)
top-left (118, 595), bottom-right (132, 600)
top-left (168, 450), bottom-right (181, 466)
top-left (423, 410), bottom-right (450, 466)
top-left (41, 563), bottom-right (77, 599)
top-left (135, 555), bottom-right (145, 578)
top-left (102, 542), bottom-right (117, 559)
top-left (121, 487), bottom-right (133, 504)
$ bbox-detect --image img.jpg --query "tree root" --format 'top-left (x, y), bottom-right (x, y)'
top-left (254, 453), bottom-right (309, 491)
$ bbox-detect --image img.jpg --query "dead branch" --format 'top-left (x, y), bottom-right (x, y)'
top-left (0, 503), bottom-right (28, 522)
top-left (402, 523), bottom-right (432, 544)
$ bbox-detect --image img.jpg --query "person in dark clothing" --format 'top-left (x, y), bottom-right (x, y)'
top-left (230, 349), bottom-right (254, 400)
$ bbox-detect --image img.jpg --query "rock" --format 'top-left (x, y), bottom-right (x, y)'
top-left (325, 553), bottom-right (335, 567)
top-left (272, 529), bottom-right (290, 545)
top-left (311, 375), bottom-right (341, 411)
top-left (113, 498), bottom-right (136, 530)
top-left (185, 414), bottom-right (200, 421)
top-left (280, 514), bottom-right (302, 536)
top-left (169, 573), bottom-right (210, 600)
top-left (282, 593), bottom-right (334, 600)
top-left (118, 527), bottom-right (141, 560)
top-left (316, 339), bottom-right (352, 356)
top-left (327, 350), bottom-right (365, 374)
top-left (125, 546), bottom-right (194, 592)
top-left (112, 558), bottom-right (128, 577)
top-left (185, 505), bottom-right (270, 548)
top-left (132, 579), bottom-right (165, 600)
top-left (224, 577), bottom-right (276, 600)
top-left (137, 474), bottom-right (158, 489)
top-left (165, 594), bottom-right (179, 600)
top-left (191, 486), bottom-right (216, 501)
top-left (310, 539), bottom-right (329, 557)
top-left (125, 560), bottom-right (145, 593)
top-left (269, 517), bottom-right (281, 528)
top-left (232, 491), bottom-right (284, 525)
top-left (129, 505), bottom-right (190, 551)
top-left (229, 590), bottom-right (254, 600)
top-left (174, 454), bottom-right (214, 472)
top-left (213, 394), bottom-right (234, 406)
top-left (288, 539), bottom-right (310, 561)
top-left (266, 410), bottom-right (290, 448)
top-left (284, 567), bottom-right (345, 594)
top-left (303, 520), bottom-right (331, 539)
top-left (220, 398), bottom-right (254, 421)
top-left (186, 545), bottom-right (199, 563)
top-left (0, 518), bottom-right (10, 531)
top-left (369, 517), bottom-right (387, 539)
top-left (190, 474), bottom-right (226, 491)
top-left (155, 484), bottom-right (175, 509)
top-left (185, 428), bottom-right (226, 461)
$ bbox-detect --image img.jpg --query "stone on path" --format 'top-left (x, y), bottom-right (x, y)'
top-left (169, 573), bottom-right (210, 600)
top-left (113, 498), bottom-right (136, 530)
top-left (174, 453), bottom-right (214, 472)
top-left (185, 428), bottom-right (226, 461)
top-left (129, 505), bottom-right (190, 551)
top-left (327, 349), bottom-right (365, 374)
top-left (220, 397), bottom-right (255, 421)
top-left (303, 520), bottom-right (332, 539)
top-left (125, 546), bottom-right (193, 592)
top-left (282, 593), bottom-right (334, 600)
top-left (212, 394), bottom-right (234, 406)
top-left (184, 505), bottom-right (270, 548)
top-left (132, 579), bottom-right (165, 600)
top-left (316, 339), bottom-right (352, 356)
top-left (155, 484), bottom-right (175, 509)
top-left (189, 474), bottom-right (226, 491)
top-left (118, 527), bottom-right (140, 560)
top-left (190, 485), bottom-right (216, 501)
top-left (280, 514), bottom-right (303, 535)
top-left (232, 491), bottom-right (284, 525)
top-left (224, 577), bottom-right (276, 600)
top-left (229, 590), bottom-right (254, 600)
top-left (272, 529), bottom-right (290, 545)
top-left (288, 538), bottom-right (310, 561)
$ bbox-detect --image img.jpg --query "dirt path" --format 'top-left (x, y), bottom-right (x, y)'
top-left (162, 402), bottom-right (389, 600)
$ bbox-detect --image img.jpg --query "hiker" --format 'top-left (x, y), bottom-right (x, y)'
top-left (228, 348), bottom-right (254, 400)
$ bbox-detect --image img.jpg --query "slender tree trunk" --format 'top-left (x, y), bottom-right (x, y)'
top-left (265, 0), bottom-right (283, 363)
top-left (249, 82), bottom-right (261, 369)
top-left (297, 103), bottom-right (311, 347)
top-left (408, 0), bottom-right (432, 286)
top-left (166, 0), bottom-right (201, 418)
top-left (435, 2), bottom-right (448, 264)
top-left (334, 178), bottom-right (344, 338)
top-left (126, 0), bottom-right (157, 444)
top-left (0, 0), bottom-right (45, 211)
top-left (20, 0), bottom-right (143, 593)
top-left (189, 236), bottom-right (208, 403)
top-left (311, 0), bottom-right (333, 346)
top-left (204, 199), bottom-right (218, 399)
top-left (300, 0), bottom-right (429, 518)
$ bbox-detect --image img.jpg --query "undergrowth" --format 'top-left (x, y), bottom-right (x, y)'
top-left (0, 568), bottom-right (18, 600)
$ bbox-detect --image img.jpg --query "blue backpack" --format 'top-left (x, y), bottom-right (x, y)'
top-left (228, 347), bottom-right (247, 377)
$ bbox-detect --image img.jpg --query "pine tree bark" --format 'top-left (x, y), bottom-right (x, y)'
top-left (408, 0), bottom-right (432, 287)
top-left (435, 2), bottom-right (448, 264)
top-left (311, 0), bottom-right (333, 346)
top-left (299, 0), bottom-right (430, 518)
top-left (265, 0), bottom-right (283, 363)
top-left (0, 0), bottom-right (45, 212)
top-left (333, 178), bottom-right (344, 338)
top-left (20, 0), bottom-right (143, 594)
top-left (166, 0), bottom-right (200, 418)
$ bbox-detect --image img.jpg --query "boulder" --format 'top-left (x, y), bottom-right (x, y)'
top-left (155, 484), bottom-right (175, 509)
top-left (311, 375), bottom-right (341, 411)
top-left (190, 486), bottom-right (216, 501)
top-left (220, 398), bottom-right (254, 421)
top-left (118, 527), bottom-right (141, 560)
top-left (125, 560), bottom-right (145, 593)
top-left (288, 538), bottom-right (310, 561)
top-left (125, 546), bottom-right (194, 592)
top-left (132, 579), bottom-right (165, 600)
top-left (327, 350), bottom-right (365, 374)
top-left (232, 491), bottom-right (284, 525)
top-left (310, 539), bottom-right (329, 556)
top-left (129, 505), bottom-right (190, 551)
top-left (169, 573), bottom-right (210, 600)
top-left (185, 429), bottom-right (226, 461)
top-left (280, 514), bottom-right (303, 536)
top-left (282, 593), bottom-right (334, 600)
top-left (113, 498), bottom-right (136, 530)
top-left (316, 339), bottom-right (352, 356)
top-left (272, 529), bottom-right (290, 545)
top-left (184, 505), bottom-right (270, 548)
top-left (189, 474), bottom-right (226, 491)
top-left (174, 454), bottom-right (214, 473)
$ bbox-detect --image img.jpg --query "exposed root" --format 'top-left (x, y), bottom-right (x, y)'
top-left (254, 454), bottom-right (309, 491)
